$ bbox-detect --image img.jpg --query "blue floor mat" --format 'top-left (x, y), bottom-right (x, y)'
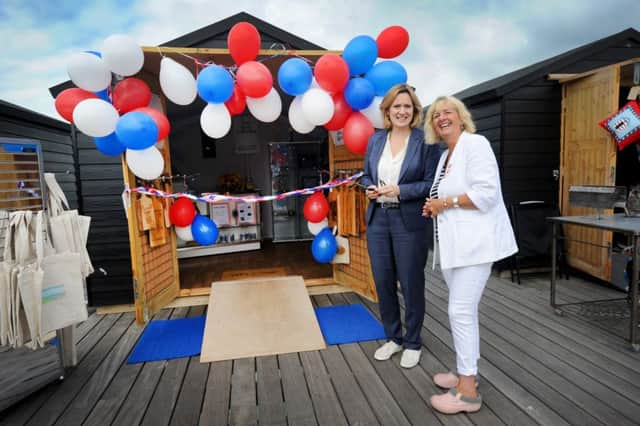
top-left (127, 316), bottom-right (206, 363)
top-left (314, 304), bottom-right (386, 345)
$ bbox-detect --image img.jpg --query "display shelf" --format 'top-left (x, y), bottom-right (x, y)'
top-left (177, 240), bottom-right (261, 259)
top-left (176, 193), bottom-right (261, 258)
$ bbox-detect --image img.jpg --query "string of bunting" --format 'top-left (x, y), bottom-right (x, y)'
top-left (123, 171), bottom-right (363, 204)
top-left (180, 42), bottom-right (312, 76)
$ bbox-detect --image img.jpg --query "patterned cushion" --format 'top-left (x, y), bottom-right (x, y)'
top-left (599, 100), bottom-right (640, 151)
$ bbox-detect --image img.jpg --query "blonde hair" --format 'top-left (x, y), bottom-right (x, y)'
top-left (379, 84), bottom-right (423, 129)
top-left (424, 96), bottom-right (476, 144)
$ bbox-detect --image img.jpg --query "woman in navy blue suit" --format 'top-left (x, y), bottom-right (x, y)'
top-left (360, 84), bottom-right (441, 368)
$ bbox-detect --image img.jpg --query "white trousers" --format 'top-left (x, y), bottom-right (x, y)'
top-left (441, 262), bottom-right (492, 376)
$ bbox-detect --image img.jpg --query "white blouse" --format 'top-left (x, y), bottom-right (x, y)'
top-left (376, 133), bottom-right (408, 203)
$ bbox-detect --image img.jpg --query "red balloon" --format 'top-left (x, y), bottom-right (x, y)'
top-left (54, 88), bottom-right (98, 123)
top-left (236, 61), bottom-right (273, 98)
top-left (112, 78), bottom-right (152, 114)
top-left (324, 93), bottom-right (353, 131)
top-left (228, 22), bottom-right (261, 65)
top-left (376, 26), bottom-right (410, 59)
top-left (225, 84), bottom-right (246, 115)
top-left (304, 192), bottom-right (330, 223)
top-left (132, 107), bottom-right (170, 140)
top-left (314, 54), bottom-right (349, 93)
top-left (343, 112), bottom-right (374, 155)
top-left (170, 197), bottom-right (196, 227)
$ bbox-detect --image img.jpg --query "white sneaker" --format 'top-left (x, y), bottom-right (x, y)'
top-left (374, 341), bottom-right (403, 360)
top-left (400, 349), bottom-right (421, 368)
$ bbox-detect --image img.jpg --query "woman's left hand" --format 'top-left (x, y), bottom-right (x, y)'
top-left (377, 184), bottom-right (400, 198)
top-left (425, 197), bottom-right (446, 217)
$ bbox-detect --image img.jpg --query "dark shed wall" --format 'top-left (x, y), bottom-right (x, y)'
top-left (0, 103), bottom-right (78, 208)
top-left (76, 132), bottom-right (133, 306)
top-left (501, 80), bottom-right (562, 205)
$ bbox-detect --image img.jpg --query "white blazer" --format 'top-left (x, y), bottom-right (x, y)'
top-left (432, 132), bottom-right (517, 269)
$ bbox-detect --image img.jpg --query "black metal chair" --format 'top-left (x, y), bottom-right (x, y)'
top-left (509, 201), bottom-right (569, 284)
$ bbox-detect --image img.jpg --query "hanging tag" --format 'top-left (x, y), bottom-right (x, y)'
top-left (121, 190), bottom-right (131, 219)
top-left (149, 197), bottom-right (168, 247)
top-left (140, 195), bottom-right (155, 231)
top-left (164, 197), bottom-right (172, 228)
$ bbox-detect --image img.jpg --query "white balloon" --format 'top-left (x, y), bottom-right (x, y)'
top-left (126, 146), bottom-right (164, 180)
top-left (200, 103), bottom-right (231, 138)
top-left (307, 218), bottom-right (329, 235)
top-left (72, 99), bottom-right (119, 137)
top-left (67, 52), bottom-right (111, 92)
top-left (102, 34), bottom-right (144, 76)
top-left (288, 96), bottom-right (315, 134)
top-left (246, 88), bottom-right (282, 123)
top-left (301, 88), bottom-right (334, 125)
top-left (175, 225), bottom-right (194, 242)
top-left (361, 96), bottom-right (384, 129)
top-left (159, 57), bottom-right (197, 106)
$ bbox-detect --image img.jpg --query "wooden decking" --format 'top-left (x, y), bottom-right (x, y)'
top-left (1, 269), bottom-right (639, 425)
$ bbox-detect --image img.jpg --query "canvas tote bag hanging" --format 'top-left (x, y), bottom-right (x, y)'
top-left (44, 173), bottom-right (94, 279)
top-left (0, 211), bottom-right (42, 348)
top-left (0, 210), bottom-right (13, 346)
top-left (16, 211), bottom-right (46, 348)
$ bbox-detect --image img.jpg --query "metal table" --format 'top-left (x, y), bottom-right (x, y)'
top-left (548, 214), bottom-right (640, 351)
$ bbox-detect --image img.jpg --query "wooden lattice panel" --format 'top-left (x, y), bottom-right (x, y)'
top-left (330, 149), bottom-right (377, 301)
top-left (140, 232), bottom-right (175, 300)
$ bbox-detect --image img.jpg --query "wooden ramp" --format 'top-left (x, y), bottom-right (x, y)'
top-left (201, 276), bottom-right (326, 362)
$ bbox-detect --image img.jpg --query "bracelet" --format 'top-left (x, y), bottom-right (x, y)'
top-left (443, 198), bottom-right (448, 209)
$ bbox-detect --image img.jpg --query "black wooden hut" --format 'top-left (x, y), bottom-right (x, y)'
top-left (49, 12), bottom-right (324, 306)
top-left (455, 28), bottom-right (640, 206)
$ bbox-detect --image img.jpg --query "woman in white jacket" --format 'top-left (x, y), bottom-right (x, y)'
top-left (422, 96), bottom-right (517, 414)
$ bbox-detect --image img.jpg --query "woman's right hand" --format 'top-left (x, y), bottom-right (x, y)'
top-left (422, 198), bottom-right (433, 217)
top-left (366, 186), bottom-right (379, 200)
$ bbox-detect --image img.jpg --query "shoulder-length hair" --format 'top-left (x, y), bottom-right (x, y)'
top-left (379, 84), bottom-right (423, 129)
top-left (424, 96), bottom-right (476, 144)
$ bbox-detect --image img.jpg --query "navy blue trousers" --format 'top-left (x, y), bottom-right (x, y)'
top-left (366, 206), bottom-right (428, 350)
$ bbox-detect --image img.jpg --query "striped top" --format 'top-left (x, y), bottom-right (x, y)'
top-left (429, 163), bottom-right (447, 241)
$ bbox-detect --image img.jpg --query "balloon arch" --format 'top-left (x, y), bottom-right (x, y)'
top-left (55, 22), bottom-right (411, 262)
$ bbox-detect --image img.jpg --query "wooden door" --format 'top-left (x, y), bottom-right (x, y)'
top-left (559, 66), bottom-right (619, 281)
top-left (123, 92), bottom-right (180, 324)
top-left (328, 133), bottom-right (378, 301)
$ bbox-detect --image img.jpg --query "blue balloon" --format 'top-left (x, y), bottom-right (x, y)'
top-left (311, 228), bottom-right (337, 263)
top-left (344, 77), bottom-right (375, 111)
top-left (277, 58), bottom-right (312, 96)
top-left (191, 215), bottom-right (219, 246)
top-left (95, 88), bottom-right (110, 102)
top-left (94, 132), bottom-right (126, 156)
top-left (115, 111), bottom-right (158, 150)
top-left (365, 61), bottom-right (408, 96)
top-left (342, 35), bottom-right (378, 76)
top-left (197, 65), bottom-right (234, 103)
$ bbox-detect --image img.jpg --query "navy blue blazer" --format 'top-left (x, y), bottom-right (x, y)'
top-left (361, 127), bottom-right (442, 232)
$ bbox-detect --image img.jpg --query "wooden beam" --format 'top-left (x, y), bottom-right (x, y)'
top-left (547, 73), bottom-right (578, 82)
top-left (142, 46), bottom-right (339, 56)
top-left (548, 57), bottom-right (640, 84)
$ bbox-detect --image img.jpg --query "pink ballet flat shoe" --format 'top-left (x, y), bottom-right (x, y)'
top-left (433, 372), bottom-right (480, 389)
top-left (430, 388), bottom-right (482, 414)
top-left (433, 372), bottom-right (459, 388)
